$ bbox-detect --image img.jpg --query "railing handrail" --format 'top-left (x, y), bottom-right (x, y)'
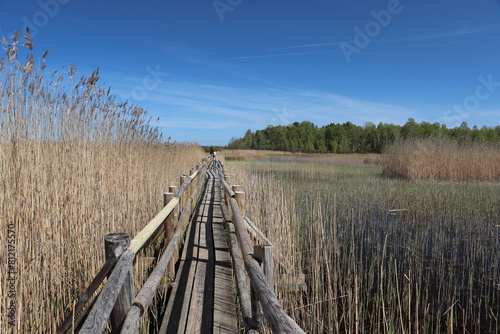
top-left (129, 158), bottom-right (209, 254)
top-left (59, 157), bottom-right (304, 333)
top-left (58, 157), bottom-right (210, 334)
top-left (215, 160), bottom-right (305, 334)
top-left (120, 163), bottom-right (210, 333)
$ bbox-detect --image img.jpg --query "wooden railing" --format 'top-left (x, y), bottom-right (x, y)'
top-left (214, 160), bottom-right (305, 334)
top-left (57, 157), bottom-right (210, 334)
top-left (57, 157), bottom-right (304, 333)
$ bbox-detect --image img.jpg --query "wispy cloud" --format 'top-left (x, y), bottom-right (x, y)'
top-left (232, 24), bottom-right (500, 60)
top-left (61, 15), bottom-right (97, 27)
top-left (158, 117), bottom-right (241, 130)
top-left (104, 68), bottom-right (499, 145)
top-left (130, 80), bottom-right (419, 142)
top-left (271, 42), bottom-right (344, 51)
top-left (373, 23), bottom-right (500, 45)
top-left (228, 49), bottom-right (338, 60)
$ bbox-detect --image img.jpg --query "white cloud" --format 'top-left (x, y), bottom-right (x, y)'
top-left (147, 80), bottom-right (418, 129)
top-left (231, 23), bottom-right (500, 60)
top-left (102, 71), bottom-right (423, 145)
top-left (158, 118), bottom-right (241, 130)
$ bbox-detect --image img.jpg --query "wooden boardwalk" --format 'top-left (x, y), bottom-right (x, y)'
top-left (160, 168), bottom-right (238, 333)
top-left (57, 158), bottom-right (304, 334)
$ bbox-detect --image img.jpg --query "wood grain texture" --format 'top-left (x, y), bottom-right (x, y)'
top-left (80, 250), bottom-right (135, 334)
top-left (56, 253), bottom-right (118, 334)
top-left (128, 198), bottom-right (179, 254)
top-left (226, 222), bottom-right (257, 332)
top-left (219, 162), bottom-right (305, 334)
top-left (212, 177), bottom-right (238, 334)
top-left (160, 166), bottom-right (237, 333)
top-left (246, 259), bottom-right (305, 334)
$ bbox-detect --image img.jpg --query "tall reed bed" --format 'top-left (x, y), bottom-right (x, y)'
top-left (384, 138), bottom-right (500, 181)
top-left (0, 30), bottom-right (204, 333)
top-left (228, 159), bottom-right (500, 333)
top-left (221, 149), bottom-right (382, 166)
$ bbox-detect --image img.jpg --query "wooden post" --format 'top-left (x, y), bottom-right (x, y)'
top-left (184, 174), bottom-right (191, 201)
top-left (223, 176), bottom-right (230, 207)
top-left (189, 169), bottom-right (195, 194)
top-left (189, 168), bottom-right (198, 210)
top-left (164, 192), bottom-right (176, 242)
top-left (179, 175), bottom-right (187, 187)
top-left (164, 192), bottom-right (178, 280)
top-left (179, 175), bottom-right (187, 207)
top-left (251, 283), bottom-right (263, 331)
top-left (251, 244), bottom-right (274, 331)
top-left (232, 186), bottom-right (242, 216)
top-left (234, 191), bottom-right (245, 217)
top-left (104, 233), bottom-right (134, 333)
top-left (168, 185), bottom-right (178, 196)
top-left (254, 244), bottom-right (275, 290)
top-left (250, 244), bottom-right (263, 331)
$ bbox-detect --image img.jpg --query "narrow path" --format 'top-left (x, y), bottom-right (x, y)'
top-left (159, 167), bottom-right (238, 333)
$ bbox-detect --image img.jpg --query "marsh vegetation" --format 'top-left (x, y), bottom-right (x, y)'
top-left (226, 151), bottom-right (500, 333)
top-left (0, 31), bottom-right (204, 332)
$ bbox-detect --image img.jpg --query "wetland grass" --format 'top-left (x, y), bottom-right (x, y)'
top-left (227, 157), bottom-right (500, 333)
top-left (384, 138), bottom-right (500, 181)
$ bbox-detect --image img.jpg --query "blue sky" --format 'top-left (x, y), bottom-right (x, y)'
top-left (1, 0), bottom-right (499, 145)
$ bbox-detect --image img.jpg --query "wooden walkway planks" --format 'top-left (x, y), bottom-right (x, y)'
top-left (160, 168), bottom-right (237, 334)
top-left (212, 178), bottom-right (237, 334)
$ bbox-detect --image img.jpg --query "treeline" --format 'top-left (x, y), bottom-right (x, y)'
top-left (227, 119), bottom-right (500, 153)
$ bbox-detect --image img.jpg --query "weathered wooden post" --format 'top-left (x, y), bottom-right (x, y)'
top-left (164, 192), bottom-right (176, 239)
top-left (223, 175), bottom-right (230, 207)
top-left (168, 186), bottom-right (178, 198)
top-left (234, 190), bottom-right (245, 217)
top-left (164, 192), bottom-right (178, 279)
top-left (189, 168), bottom-right (195, 193)
top-left (189, 167), bottom-right (198, 210)
top-left (251, 283), bottom-right (263, 331)
top-left (185, 173), bottom-right (192, 202)
top-left (179, 175), bottom-right (187, 208)
top-left (104, 233), bottom-right (134, 333)
top-left (254, 244), bottom-right (275, 289)
top-left (179, 175), bottom-right (187, 187)
top-left (250, 244), bottom-right (273, 331)
top-left (231, 185), bottom-right (241, 216)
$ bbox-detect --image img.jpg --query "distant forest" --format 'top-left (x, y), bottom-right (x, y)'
top-left (227, 119), bottom-right (500, 153)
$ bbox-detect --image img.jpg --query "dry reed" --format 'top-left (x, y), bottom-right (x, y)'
top-left (0, 30), bottom-right (204, 333)
top-left (227, 157), bottom-right (500, 333)
top-left (383, 138), bottom-right (500, 181)
top-left (221, 149), bottom-right (382, 166)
